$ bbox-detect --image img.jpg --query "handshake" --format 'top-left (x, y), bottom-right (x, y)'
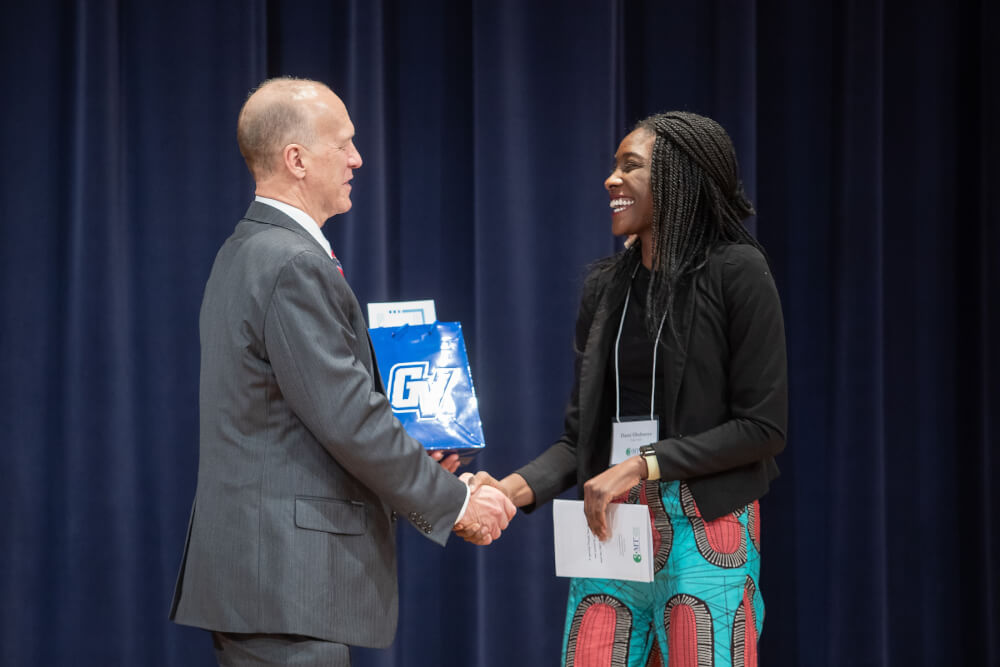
top-left (453, 471), bottom-right (517, 546)
top-left (429, 452), bottom-right (526, 546)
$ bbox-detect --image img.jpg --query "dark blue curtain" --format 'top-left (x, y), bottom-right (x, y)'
top-left (1, 1), bottom-right (996, 665)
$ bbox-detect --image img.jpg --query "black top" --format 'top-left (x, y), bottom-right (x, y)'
top-left (609, 265), bottom-right (663, 420)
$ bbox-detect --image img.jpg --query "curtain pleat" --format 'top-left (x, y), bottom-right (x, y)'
top-left (0, 1), bottom-right (996, 665)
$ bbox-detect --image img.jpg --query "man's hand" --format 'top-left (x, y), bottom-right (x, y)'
top-left (454, 473), bottom-right (516, 545)
top-left (453, 472), bottom-right (505, 543)
top-left (583, 456), bottom-right (646, 541)
top-left (429, 450), bottom-right (461, 474)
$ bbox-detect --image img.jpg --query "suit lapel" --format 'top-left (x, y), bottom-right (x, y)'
top-left (658, 280), bottom-right (696, 436)
top-left (577, 269), bottom-right (630, 455)
top-left (364, 333), bottom-right (385, 394)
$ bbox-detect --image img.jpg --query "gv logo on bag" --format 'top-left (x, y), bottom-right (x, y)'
top-left (387, 362), bottom-right (457, 419)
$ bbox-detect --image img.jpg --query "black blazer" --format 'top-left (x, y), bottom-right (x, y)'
top-left (516, 244), bottom-right (787, 520)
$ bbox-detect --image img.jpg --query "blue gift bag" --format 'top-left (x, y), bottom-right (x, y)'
top-left (369, 322), bottom-right (485, 462)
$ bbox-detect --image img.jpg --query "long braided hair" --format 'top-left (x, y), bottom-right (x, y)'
top-left (617, 111), bottom-right (765, 341)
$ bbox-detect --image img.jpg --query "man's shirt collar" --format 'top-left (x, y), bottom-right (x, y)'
top-left (254, 196), bottom-right (332, 257)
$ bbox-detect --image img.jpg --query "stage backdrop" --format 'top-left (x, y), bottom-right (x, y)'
top-left (1, 1), bottom-right (997, 665)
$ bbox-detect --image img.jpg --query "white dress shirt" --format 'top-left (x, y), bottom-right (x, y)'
top-left (255, 196), bottom-right (332, 257)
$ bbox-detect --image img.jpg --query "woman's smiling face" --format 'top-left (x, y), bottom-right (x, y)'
top-left (605, 128), bottom-right (656, 239)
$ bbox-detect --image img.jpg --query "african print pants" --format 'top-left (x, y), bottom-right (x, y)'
top-left (561, 480), bottom-right (763, 667)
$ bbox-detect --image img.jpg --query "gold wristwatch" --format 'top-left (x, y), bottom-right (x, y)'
top-left (639, 444), bottom-right (661, 481)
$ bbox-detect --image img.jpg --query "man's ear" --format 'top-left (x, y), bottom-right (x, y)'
top-left (283, 144), bottom-right (307, 179)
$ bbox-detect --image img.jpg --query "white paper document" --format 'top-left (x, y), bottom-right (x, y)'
top-left (367, 300), bottom-right (437, 328)
top-left (552, 499), bottom-right (654, 583)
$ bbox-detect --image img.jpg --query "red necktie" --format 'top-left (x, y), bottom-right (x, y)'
top-left (330, 249), bottom-right (344, 277)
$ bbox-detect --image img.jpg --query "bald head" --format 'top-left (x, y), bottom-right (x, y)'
top-left (237, 77), bottom-right (331, 180)
top-left (237, 77), bottom-right (362, 223)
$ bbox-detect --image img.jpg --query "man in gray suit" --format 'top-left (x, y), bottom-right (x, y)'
top-left (170, 77), bottom-right (515, 666)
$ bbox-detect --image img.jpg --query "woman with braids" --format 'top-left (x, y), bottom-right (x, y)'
top-left (466, 111), bottom-right (787, 666)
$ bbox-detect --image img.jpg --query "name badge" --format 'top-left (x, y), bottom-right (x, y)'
top-left (610, 417), bottom-right (659, 466)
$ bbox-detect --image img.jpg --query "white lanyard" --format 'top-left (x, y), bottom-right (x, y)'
top-left (613, 266), bottom-right (668, 421)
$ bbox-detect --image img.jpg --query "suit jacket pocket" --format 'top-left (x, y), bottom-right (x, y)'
top-left (295, 496), bottom-right (368, 535)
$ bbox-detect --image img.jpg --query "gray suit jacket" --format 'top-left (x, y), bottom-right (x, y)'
top-left (170, 201), bottom-right (467, 647)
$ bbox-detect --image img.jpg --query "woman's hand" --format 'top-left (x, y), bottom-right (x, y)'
top-left (583, 456), bottom-right (647, 541)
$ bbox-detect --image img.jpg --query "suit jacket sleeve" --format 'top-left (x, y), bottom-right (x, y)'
top-left (263, 250), bottom-right (467, 545)
top-left (652, 244), bottom-right (788, 480)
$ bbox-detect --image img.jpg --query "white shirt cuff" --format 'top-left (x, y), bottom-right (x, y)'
top-left (454, 482), bottom-right (471, 525)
